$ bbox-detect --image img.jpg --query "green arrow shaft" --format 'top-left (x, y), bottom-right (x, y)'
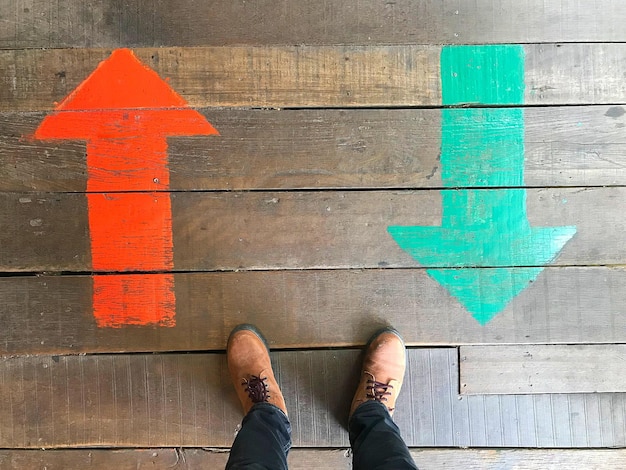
top-left (441, 189), bottom-right (529, 232)
top-left (440, 108), bottom-right (527, 230)
top-left (440, 46), bottom-right (526, 229)
top-left (441, 108), bottom-right (524, 188)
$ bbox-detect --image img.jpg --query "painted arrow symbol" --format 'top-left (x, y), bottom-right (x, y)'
top-left (35, 49), bottom-right (218, 327)
top-left (388, 45), bottom-right (576, 324)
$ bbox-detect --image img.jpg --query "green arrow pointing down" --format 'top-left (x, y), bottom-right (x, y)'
top-left (388, 45), bottom-right (576, 324)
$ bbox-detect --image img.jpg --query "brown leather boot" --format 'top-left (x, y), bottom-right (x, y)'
top-left (350, 327), bottom-right (406, 417)
top-left (227, 324), bottom-right (288, 416)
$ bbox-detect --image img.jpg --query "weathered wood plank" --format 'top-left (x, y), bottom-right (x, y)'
top-left (460, 345), bottom-right (626, 394)
top-left (0, 188), bottom-right (618, 271)
top-left (0, 349), bottom-right (624, 448)
top-left (2, 0), bottom-right (626, 49)
top-left (0, 46), bottom-right (440, 111)
top-left (3, 105), bottom-right (626, 192)
top-left (1, 267), bottom-right (625, 354)
top-left (4, 45), bottom-right (626, 111)
top-left (524, 43), bottom-right (626, 106)
top-left (2, 448), bottom-right (625, 469)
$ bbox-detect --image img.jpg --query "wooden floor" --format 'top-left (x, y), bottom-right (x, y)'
top-left (2, 0), bottom-right (626, 468)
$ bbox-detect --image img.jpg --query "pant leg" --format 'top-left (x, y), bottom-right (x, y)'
top-left (226, 402), bottom-right (292, 470)
top-left (349, 401), bottom-right (418, 470)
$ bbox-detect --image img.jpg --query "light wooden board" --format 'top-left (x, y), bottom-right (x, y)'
top-left (3, 105), bottom-right (626, 192)
top-left (1, 267), bottom-right (626, 354)
top-left (0, 46), bottom-right (439, 111)
top-left (460, 345), bottom-right (626, 394)
top-left (0, 187), bottom-right (619, 271)
top-left (2, 0), bottom-right (626, 48)
top-left (4, 45), bottom-right (626, 110)
top-left (0, 349), bottom-right (624, 448)
top-left (2, 448), bottom-right (625, 470)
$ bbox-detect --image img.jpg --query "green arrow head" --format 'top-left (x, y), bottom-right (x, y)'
top-left (387, 225), bottom-right (576, 268)
top-left (427, 267), bottom-right (545, 324)
top-left (388, 225), bottom-right (576, 323)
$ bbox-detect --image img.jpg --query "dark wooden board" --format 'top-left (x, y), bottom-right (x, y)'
top-left (3, 105), bottom-right (626, 192)
top-left (2, 0), bottom-right (626, 48)
top-left (1, 267), bottom-right (625, 354)
top-left (0, 188), bottom-right (619, 271)
top-left (460, 345), bottom-right (626, 394)
top-left (0, 349), bottom-right (624, 448)
top-left (4, 45), bottom-right (626, 110)
top-left (2, 448), bottom-right (625, 469)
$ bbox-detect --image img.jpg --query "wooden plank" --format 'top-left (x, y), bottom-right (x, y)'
top-left (524, 43), bottom-right (626, 106)
top-left (4, 45), bottom-right (626, 111)
top-left (3, 105), bottom-right (626, 192)
top-left (0, 267), bottom-right (618, 351)
top-left (0, 187), bottom-right (620, 271)
top-left (0, 46), bottom-right (440, 111)
top-left (460, 345), bottom-right (626, 395)
top-left (1, 108), bottom-right (441, 192)
top-left (1, 448), bottom-right (625, 469)
top-left (2, 0), bottom-right (626, 48)
top-left (2, 266), bottom-right (626, 354)
top-left (0, 349), bottom-right (624, 448)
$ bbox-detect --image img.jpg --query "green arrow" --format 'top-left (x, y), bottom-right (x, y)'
top-left (388, 45), bottom-right (576, 324)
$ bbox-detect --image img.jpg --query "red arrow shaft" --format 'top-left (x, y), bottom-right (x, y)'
top-left (88, 191), bottom-right (173, 271)
top-left (87, 133), bottom-right (174, 327)
top-left (87, 135), bottom-right (170, 191)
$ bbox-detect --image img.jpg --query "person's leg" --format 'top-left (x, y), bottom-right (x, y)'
top-left (349, 401), bottom-right (417, 469)
top-left (226, 402), bottom-right (291, 469)
top-left (226, 324), bottom-right (291, 470)
top-left (348, 328), bottom-right (418, 470)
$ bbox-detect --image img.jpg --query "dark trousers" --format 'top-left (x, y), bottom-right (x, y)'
top-left (226, 401), bottom-right (418, 469)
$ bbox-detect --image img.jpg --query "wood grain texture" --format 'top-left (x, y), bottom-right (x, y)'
top-left (0, 46), bottom-right (440, 111)
top-left (2, 448), bottom-right (625, 469)
top-left (3, 105), bottom-right (626, 192)
top-left (0, 187), bottom-right (618, 271)
top-left (2, 267), bottom-right (626, 354)
top-left (2, 0), bottom-right (626, 48)
top-left (4, 45), bottom-right (626, 111)
top-left (460, 345), bottom-right (626, 394)
top-left (0, 349), bottom-right (624, 448)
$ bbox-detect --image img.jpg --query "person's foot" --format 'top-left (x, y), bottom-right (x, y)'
top-left (227, 324), bottom-right (288, 416)
top-left (350, 327), bottom-right (406, 417)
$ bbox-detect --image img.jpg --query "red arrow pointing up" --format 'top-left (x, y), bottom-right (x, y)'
top-left (35, 48), bottom-right (219, 328)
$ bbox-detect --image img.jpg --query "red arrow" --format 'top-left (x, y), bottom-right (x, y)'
top-left (35, 49), bottom-right (218, 328)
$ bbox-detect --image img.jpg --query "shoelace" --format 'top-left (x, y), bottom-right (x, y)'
top-left (242, 375), bottom-right (270, 403)
top-left (366, 378), bottom-right (393, 403)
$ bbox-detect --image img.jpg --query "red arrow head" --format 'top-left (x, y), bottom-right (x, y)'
top-left (56, 48), bottom-right (189, 111)
top-left (34, 48), bottom-right (218, 140)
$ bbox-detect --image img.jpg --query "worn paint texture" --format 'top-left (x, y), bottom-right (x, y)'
top-left (35, 49), bottom-right (218, 327)
top-left (388, 45), bottom-right (576, 324)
